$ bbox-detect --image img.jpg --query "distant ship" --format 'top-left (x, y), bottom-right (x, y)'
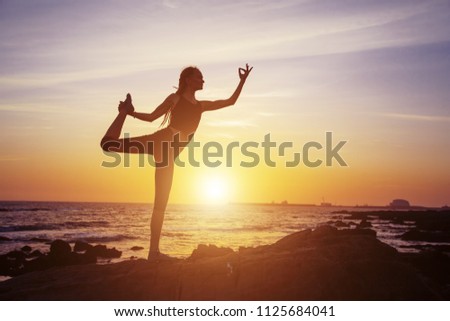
top-left (320, 197), bottom-right (332, 207)
top-left (389, 199), bottom-right (410, 209)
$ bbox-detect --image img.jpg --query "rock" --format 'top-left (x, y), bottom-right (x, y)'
top-left (105, 248), bottom-right (122, 258)
top-left (73, 252), bottom-right (97, 265)
top-left (401, 251), bottom-right (450, 298)
top-left (400, 229), bottom-right (450, 242)
top-left (130, 246), bottom-right (144, 251)
top-left (28, 250), bottom-right (44, 259)
top-left (74, 241), bottom-right (93, 253)
top-left (416, 218), bottom-right (450, 232)
top-left (0, 256), bottom-right (8, 276)
top-left (29, 237), bottom-right (51, 243)
top-left (326, 220), bottom-right (349, 228)
top-left (335, 220), bottom-right (350, 228)
top-left (274, 228), bottom-right (313, 249)
top-left (21, 246), bottom-right (32, 253)
top-left (358, 219), bottom-right (372, 228)
top-left (189, 244), bottom-right (235, 261)
top-left (6, 250), bottom-right (26, 260)
top-left (0, 241), bottom-right (124, 277)
top-left (0, 236), bottom-right (12, 242)
top-left (0, 251), bottom-right (27, 277)
top-left (49, 240), bottom-right (72, 258)
top-left (340, 228), bottom-right (377, 238)
top-left (22, 256), bottom-right (51, 273)
top-left (86, 245), bottom-right (121, 258)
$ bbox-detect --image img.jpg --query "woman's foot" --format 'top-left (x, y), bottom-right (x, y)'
top-left (118, 93), bottom-right (135, 115)
top-left (124, 93), bottom-right (135, 115)
top-left (147, 251), bottom-right (176, 262)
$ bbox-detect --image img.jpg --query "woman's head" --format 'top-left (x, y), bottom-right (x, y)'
top-left (160, 66), bottom-right (204, 128)
top-left (176, 66), bottom-right (204, 94)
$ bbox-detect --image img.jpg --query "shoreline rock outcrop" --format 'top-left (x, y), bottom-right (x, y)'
top-left (0, 240), bottom-right (121, 277)
top-left (0, 226), bottom-right (445, 300)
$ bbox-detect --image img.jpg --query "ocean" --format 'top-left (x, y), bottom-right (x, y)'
top-left (0, 201), bottom-right (431, 261)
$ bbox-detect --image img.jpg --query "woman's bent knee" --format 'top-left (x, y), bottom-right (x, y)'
top-left (101, 136), bottom-right (120, 152)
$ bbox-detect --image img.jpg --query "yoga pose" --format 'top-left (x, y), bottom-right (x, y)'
top-left (101, 64), bottom-right (253, 261)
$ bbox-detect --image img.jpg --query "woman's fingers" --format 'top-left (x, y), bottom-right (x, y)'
top-left (238, 64), bottom-right (253, 80)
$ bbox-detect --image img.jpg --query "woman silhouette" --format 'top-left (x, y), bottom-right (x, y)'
top-left (101, 64), bottom-right (252, 261)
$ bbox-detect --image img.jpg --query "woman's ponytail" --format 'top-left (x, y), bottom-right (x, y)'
top-left (160, 66), bottom-right (199, 128)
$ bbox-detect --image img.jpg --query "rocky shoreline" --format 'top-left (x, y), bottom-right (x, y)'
top-left (0, 240), bottom-right (121, 277)
top-left (0, 225), bottom-right (449, 300)
top-left (330, 209), bottom-right (450, 252)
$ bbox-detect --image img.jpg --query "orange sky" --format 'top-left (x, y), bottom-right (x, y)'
top-left (1, 1), bottom-right (450, 207)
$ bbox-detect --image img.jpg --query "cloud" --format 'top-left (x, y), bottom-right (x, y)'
top-left (0, 156), bottom-right (27, 162)
top-left (204, 120), bottom-right (257, 128)
top-left (1, 0), bottom-right (449, 91)
top-left (162, 0), bottom-right (179, 9)
top-left (256, 112), bottom-right (279, 117)
top-left (379, 112), bottom-right (450, 122)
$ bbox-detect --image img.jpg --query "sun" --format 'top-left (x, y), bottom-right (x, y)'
top-left (201, 176), bottom-right (230, 204)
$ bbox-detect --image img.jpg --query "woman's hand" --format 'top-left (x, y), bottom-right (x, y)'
top-left (118, 101), bottom-right (126, 114)
top-left (238, 63), bottom-right (253, 82)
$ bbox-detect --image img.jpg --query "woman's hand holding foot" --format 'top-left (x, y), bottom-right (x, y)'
top-left (117, 93), bottom-right (135, 115)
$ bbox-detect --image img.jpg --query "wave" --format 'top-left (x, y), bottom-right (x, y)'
top-left (0, 220), bottom-right (110, 233)
top-left (177, 226), bottom-right (274, 233)
top-left (162, 232), bottom-right (192, 238)
top-left (64, 234), bottom-right (138, 243)
top-left (0, 224), bottom-right (57, 233)
top-left (63, 221), bottom-right (110, 228)
top-left (0, 207), bottom-right (52, 212)
top-left (0, 233), bottom-right (138, 246)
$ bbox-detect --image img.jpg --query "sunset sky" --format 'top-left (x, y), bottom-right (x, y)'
top-left (1, 0), bottom-right (449, 206)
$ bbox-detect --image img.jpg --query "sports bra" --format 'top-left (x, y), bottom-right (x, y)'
top-left (168, 96), bottom-right (202, 135)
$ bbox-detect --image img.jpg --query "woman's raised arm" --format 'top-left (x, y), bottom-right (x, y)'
top-left (201, 64), bottom-right (253, 112)
top-left (131, 93), bottom-right (180, 122)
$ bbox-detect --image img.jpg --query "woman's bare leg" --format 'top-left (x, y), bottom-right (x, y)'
top-left (149, 161), bottom-right (174, 257)
top-left (148, 135), bottom-right (190, 259)
top-left (100, 95), bottom-right (134, 150)
top-left (102, 111), bottom-right (127, 142)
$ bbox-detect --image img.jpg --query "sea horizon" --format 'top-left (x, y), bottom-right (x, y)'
top-left (0, 198), bottom-right (445, 209)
